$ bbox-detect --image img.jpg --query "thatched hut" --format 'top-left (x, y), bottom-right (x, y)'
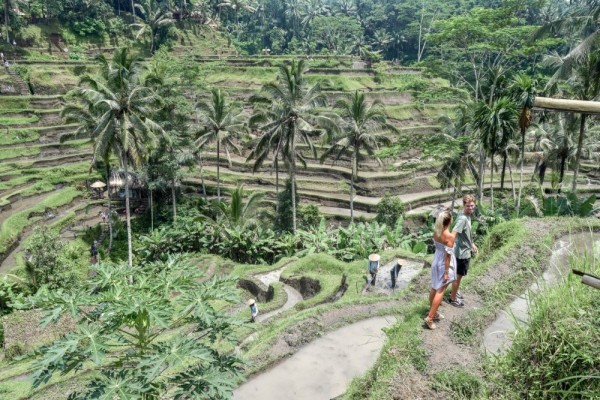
top-left (108, 170), bottom-right (146, 202)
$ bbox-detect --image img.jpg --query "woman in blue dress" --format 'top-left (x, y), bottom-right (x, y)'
top-left (424, 210), bottom-right (457, 330)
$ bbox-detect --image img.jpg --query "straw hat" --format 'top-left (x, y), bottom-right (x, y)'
top-left (247, 299), bottom-right (256, 305)
top-left (368, 253), bottom-right (380, 262)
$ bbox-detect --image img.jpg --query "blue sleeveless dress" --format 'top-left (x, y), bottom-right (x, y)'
top-left (431, 240), bottom-right (457, 290)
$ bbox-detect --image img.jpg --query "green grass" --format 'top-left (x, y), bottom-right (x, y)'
top-left (0, 128), bottom-right (40, 145)
top-left (0, 115), bottom-right (40, 125)
top-left (0, 97), bottom-right (31, 110)
top-left (488, 239), bottom-right (600, 398)
top-left (0, 146), bottom-right (40, 161)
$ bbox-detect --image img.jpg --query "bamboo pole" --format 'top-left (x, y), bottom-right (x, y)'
top-left (534, 97), bottom-right (600, 114)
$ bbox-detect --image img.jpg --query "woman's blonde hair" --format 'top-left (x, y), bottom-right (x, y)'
top-left (434, 210), bottom-right (452, 237)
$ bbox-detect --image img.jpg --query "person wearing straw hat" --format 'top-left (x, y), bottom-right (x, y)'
top-left (247, 299), bottom-right (258, 322)
top-left (368, 253), bottom-right (380, 286)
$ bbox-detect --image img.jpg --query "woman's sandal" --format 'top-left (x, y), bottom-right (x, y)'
top-left (424, 316), bottom-right (437, 330)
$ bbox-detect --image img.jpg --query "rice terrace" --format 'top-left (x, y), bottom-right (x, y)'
top-left (0, 1), bottom-right (599, 399)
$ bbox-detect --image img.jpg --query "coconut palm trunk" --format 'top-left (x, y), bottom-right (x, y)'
top-left (350, 151), bottom-right (357, 222)
top-left (290, 121), bottom-right (297, 233)
top-left (197, 153), bottom-right (207, 199)
top-left (171, 176), bottom-right (177, 221)
top-left (149, 188), bottom-right (154, 232)
top-left (508, 158), bottom-right (516, 203)
top-left (478, 147), bottom-right (485, 202)
top-left (572, 114), bottom-right (587, 192)
top-left (4, 0), bottom-right (9, 44)
top-left (216, 138), bottom-right (221, 200)
top-left (106, 161), bottom-right (114, 252)
top-left (500, 153), bottom-right (507, 190)
top-left (122, 151), bottom-right (134, 272)
top-left (516, 127), bottom-right (526, 215)
top-left (490, 152), bottom-right (495, 211)
top-left (275, 154), bottom-right (280, 212)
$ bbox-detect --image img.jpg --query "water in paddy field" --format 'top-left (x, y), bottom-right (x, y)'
top-left (233, 316), bottom-right (395, 400)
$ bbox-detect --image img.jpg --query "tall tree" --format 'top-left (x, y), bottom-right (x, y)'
top-left (195, 88), bottom-right (244, 201)
top-left (473, 97), bottom-right (518, 211)
top-left (321, 91), bottom-right (394, 222)
top-left (75, 48), bottom-right (163, 269)
top-left (131, 0), bottom-right (175, 53)
top-left (510, 74), bottom-right (536, 215)
top-left (249, 60), bottom-right (329, 232)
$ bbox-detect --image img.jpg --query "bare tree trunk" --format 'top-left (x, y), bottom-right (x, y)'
top-left (516, 128), bottom-right (525, 216)
top-left (216, 139), bottom-right (221, 200)
top-left (572, 114), bottom-right (586, 192)
top-left (450, 183), bottom-right (457, 211)
top-left (350, 153), bottom-right (356, 223)
top-left (490, 152), bottom-right (495, 211)
top-left (123, 155), bottom-right (133, 274)
top-left (106, 162), bottom-right (113, 252)
top-left (275, 154), bottom-right (279, 213)
top-left (477, 147), bottom-right (485, 202)
top-left (171, 176), bottom-right (177, 221)
top-left (508, 158), bottom-right (516, 204)
top-left (290, 123), bottom-right (297, 233)
top-left (500, 153), bottom-right (507, 190)
top-left (197, 153), bottom-right (207, 199)
top-left (149, 189), bottom-right (154, 232)
top-left (4, 0), bottom-right (10, 43)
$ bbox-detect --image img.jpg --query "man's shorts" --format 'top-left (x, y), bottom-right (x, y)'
top-left (457, 258), bottom-right (470, 276)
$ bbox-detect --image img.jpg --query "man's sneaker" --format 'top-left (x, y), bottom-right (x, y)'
top-left (448, 298), bottom-right (464, 308)
top-left (456, 291), bottom-right (463, 300)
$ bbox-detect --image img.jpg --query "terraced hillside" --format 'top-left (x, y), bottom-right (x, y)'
top-left (0, 94), bottom-right (100, 273)
top-left (1, 41), bottom-right (599, 273)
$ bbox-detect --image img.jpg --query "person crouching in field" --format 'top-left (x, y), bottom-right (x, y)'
top-left (424, 210), bottom-right (457, 330)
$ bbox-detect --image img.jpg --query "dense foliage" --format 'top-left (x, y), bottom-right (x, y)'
top-left (20, 256), bottom-right (243, 399)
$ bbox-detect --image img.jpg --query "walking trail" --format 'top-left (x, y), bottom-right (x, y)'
top-left (483, 232), bottom-right (600, 354)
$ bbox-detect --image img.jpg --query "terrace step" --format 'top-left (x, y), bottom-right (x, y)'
top-left (4, 66), bottom-right (29, 96)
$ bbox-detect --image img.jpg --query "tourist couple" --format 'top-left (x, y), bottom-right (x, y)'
top-left (424, 195), bottom-right (478, 330)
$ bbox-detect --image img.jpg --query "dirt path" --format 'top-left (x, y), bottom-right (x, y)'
top-left (387, 221), bottom-right (597, 399)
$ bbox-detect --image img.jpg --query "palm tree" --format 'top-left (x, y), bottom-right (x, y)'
top-left (537, 3), bottom-right (600, 192)
top-left (195, 88), bottom-right (244, 201)
top-left (543, 50), bottom-right (600, 192)
top-left (246, 112), bottom-right (285, 211)
top-left (61, 103), bottom-right (117, 252)
top-left (321, 91), bottom-right (394, 222)
top-left (248, 60), bottom-right (329, 232)
top-left (214, 185), bottom-right (265, 228)
top-left (74, 48), bottom-right (163, 269)
top-left (472, 97), bottom-right (518, 211)
top-left (217, 0), bottom-right (255, 22)
top-left (436, 105), bottom-right (478, 210)
top-left (131, 0), bottom-right (175, 53)
top-left (301, 0), bottom-right (329, 28)
top-left (539, 115), bottom-right (577, 189)
top-left (510, 74), bottom-right (536, 215)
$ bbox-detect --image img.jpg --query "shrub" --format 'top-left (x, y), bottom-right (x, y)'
top-left (376, 193), bottom-right (405, 227)
top-left (299, 204), bottom-right (321, 230)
